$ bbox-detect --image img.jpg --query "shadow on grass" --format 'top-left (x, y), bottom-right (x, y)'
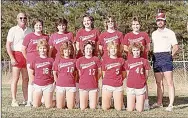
top-left (98, 95), bottom-right (188, 109)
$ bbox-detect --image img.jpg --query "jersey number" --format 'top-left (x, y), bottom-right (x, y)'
top-left (43, 68), bottom-right (49, 74)
top-left (135, 67), bottom-right (143, 74)
top-left (67, 67), bottom-right (74, 73)
top-left (89, 69), bottom-right (96, 75)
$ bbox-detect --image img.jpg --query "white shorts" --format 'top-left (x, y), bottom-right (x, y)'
top-left (33, 84), bottom-right (54, 93)
top-left (126, 86), bottom-right (146, 96)
top-left (79, 88), bottom-right (98, 93)
top-left (102, 85), bottom-right (124, 92)
top-left (56, 86), bottom-right (77, 93)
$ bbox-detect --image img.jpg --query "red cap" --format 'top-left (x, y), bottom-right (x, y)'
top-left (156, 13), bottom-right (166, 21)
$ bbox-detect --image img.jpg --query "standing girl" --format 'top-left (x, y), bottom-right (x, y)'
top-left (76, 41), bottom-right (101, 110)
top-left (75, 14), bottom-right (100, 58)
top-left (30, 39), bottom-right (54, 108)
top-left (125, 42), bottom-right (150, 112)
top-left (22, 19), bottom-right (49, 106)
top-left (98, 15), bottom-right (124, 59)
top-left (48, 18), bottom-right (74, 59)
top-left (53, 42), bottom-right (77, 109)
top-left (101, 42), bottom-right (126, 111)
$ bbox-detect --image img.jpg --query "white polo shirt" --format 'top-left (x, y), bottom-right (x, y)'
top-left (7, 25), bottom-right (33, 51)
top-left (152, 27), bottom-right (178, 53)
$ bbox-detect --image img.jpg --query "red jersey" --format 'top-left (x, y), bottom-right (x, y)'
top-left (30, 56), bottom-right (54, 86)
top-left (124, 57), bottom-right (150, 89)
top-left (49, 32), bottom-right (74, 58)
top-left (53, 58), bottom-right (76, 87)
top-left (98, 30), bottom-right (123, 58)
top-left (102, 57), bottom-right (125, 87)
top-left (122, 32), bottom-right (150, 59)
top-left (75, 28), bottom-right (100, 57)
top-left (76, 56), bottom-right (101, 89)
top-left (23, 32), bottom-right (49, 64)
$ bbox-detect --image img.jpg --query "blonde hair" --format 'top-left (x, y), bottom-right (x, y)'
top-left (60, 41), bottom-right (74, 58)
top-left (128, 42), bottom-right (144, 55)
top-left (107, 41), bottom-right (118, 56)
top-left (36, 39), bottom-right (49, 51)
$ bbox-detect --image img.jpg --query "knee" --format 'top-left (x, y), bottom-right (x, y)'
top-left (22, 77), bottom-right (29, 83)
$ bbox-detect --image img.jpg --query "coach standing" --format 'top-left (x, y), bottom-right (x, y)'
top-left (6, 12), bottom-right (33, 107)
top-left (151, 12), bottom-right (179, 111)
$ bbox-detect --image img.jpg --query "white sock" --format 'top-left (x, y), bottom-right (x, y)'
top-left (27, 84), bottom-right (33, 103)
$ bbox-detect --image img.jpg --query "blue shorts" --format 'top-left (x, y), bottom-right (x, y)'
top-left (152, 52), bottom-right (173, 72)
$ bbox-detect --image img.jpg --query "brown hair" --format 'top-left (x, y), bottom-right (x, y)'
top-left (32, 18), bottom-right (43, 29)
top-left (104, 15), bottom-right (117, 30)
top-left (107, 41), bottom-right (119, 56)
top-left (82, 14), bottom-right (94, 29)
top-left (128, 42), bottom-right (144, 55)
top-left (83, 41), bottom-right (95, 56)
top-left (60, 41), bottom-right (74, 58)
top-left (55, 18), bottom-right (68, 32)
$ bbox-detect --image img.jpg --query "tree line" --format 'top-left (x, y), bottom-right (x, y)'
top-left (1, 0), bottom-right (188, 61)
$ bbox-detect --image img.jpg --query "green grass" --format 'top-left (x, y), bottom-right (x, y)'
top-left (2, 75), bottom-right (188, 118)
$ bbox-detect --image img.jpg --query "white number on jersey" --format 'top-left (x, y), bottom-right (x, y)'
top-left (43, 68), bottom-right (49, 74)
top-left (89, 69), bottom-right (96, 75)
top-left (116, 68), bottom-right (119, 75)
top-left (135, 67), bottom-right (144, 74)
top-left (67, 67), bottom-right (74, 73)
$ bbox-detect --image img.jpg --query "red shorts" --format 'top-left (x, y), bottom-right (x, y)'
top-left (12, 51), bottom-right (26, 68)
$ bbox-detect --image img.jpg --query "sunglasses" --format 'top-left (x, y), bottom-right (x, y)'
top-left (19, 17), bottom-right (27, 20)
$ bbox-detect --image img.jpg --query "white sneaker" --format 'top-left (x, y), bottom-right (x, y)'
top-left (151, 103), bottom-right (163, 109)
top-left (25, 102), bottom-right (32, 107)
top-left (22, 101), bottom-right (27, 105)
top-left (165, 105), bottom-right (173, 112)
top-left (11, 100), bottom-right (19, 107)
top-left (144, 101), bottom-right (150, 110)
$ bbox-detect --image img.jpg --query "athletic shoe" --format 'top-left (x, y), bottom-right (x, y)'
top-left (22, 101), bottom-right (27, 105)
top-left (151, 103), bottom-right (163, 109)
top-left (165, 105), bottom-right (173, 112)
top-left (25, 102), bottom-right (32, 107)
top-left (144, 101), bottom-right (150, 110)
top-left (11, 100), bottom-right (19, 107)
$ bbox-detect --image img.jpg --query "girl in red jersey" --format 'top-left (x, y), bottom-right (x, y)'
top-left (22, 19), bottom-right (49, 106)
top-left (124, 42), bottom-right (150, 112)
top-left (101, 42), bottom-right (126, 111)
top-left (122, 17), bottom-right (151, 110)
top-left (98, 15), bottom-right (124, 59)
top-left (48, 18), bottom-right (74, 59)
top-left (76, 41), bottom-right (101, 110)
top-left (53, 41), bottom-right (77, 109)
top-left (75, 14), bottom-right (100, 58)
top-left (30, 39), bottom-right (54, 108)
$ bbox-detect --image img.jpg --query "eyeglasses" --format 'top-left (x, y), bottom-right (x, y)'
top-left (19, 17), bottom-right (27, 20)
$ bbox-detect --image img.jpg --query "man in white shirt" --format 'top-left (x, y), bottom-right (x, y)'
top-left (6, 12), bottom-right (33, 107)
top-left (151, 12), bottom-right (179, 111)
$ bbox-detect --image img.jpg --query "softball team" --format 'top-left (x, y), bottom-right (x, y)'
top-left (7, 12), bottom-right (178, 112)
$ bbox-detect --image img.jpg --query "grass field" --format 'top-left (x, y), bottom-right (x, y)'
top-left (2, 73), bottom-right (188, 118)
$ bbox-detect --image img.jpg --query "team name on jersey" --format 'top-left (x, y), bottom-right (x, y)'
top-left (129, 61), bottom-right (143, 69)
top-left (80, 61), bottom-right (95, 69)
top-left (106, 62), bottom-right (121, 70)
top-left (36, 62), bottom-right (51, 68)
top-left (79, 34), bottom-right (95, 41)
top-left (58, 62), bottom-right (74, 68)
top-left (128, 37), bottom-right (144, 43)
top-left (31, 38), bottom-right (46, 44)
top-left (104, 35), bottom-right (118, 43)
top-left (54, 37), bottom-right (68, 44)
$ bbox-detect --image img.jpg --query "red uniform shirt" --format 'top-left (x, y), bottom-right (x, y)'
top-left (53, 58), bottom-right (76, 87)
top-left (122, 32), bottom-right (150, 59)
top-left (76, 56), bottom-right (101, 89)
top-left (124, 57), bottom-right (150, 89)
top-left (98, 30), bottom-right (123, 58)
top-left (102, 57), bottom-right (125, 87)
top-left (49, 32), bottom-right (74, 59)
top-left (23, 32), bottom-right (49, 64)
top-left (75, 28), bottom-right (100, 57)
top-left (30, 56), bottom-right (54, 86)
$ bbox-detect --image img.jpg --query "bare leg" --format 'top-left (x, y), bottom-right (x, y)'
top-left (43, 92), bottom-right (53, 108)
top-left (136, 94), bottom-right (145, 112)
top-left (127, 94), bottom-right (136, 111)
top-left (79, 91), bottom-right (89, 110)
top-left (21, 68), bottom-right (29, 101)
top-left (56, 92), bottom-right (66, 108)
top-left (66, 91), bottom-right (75, 109)
top-left (102, 90), bottom-right (112, 110)
top-left (32, 91), bottom-right (42, 108)
top-left (113, 91), bottom-right (123, 111)
top-left (89, 91), bottom-right (98, 109)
